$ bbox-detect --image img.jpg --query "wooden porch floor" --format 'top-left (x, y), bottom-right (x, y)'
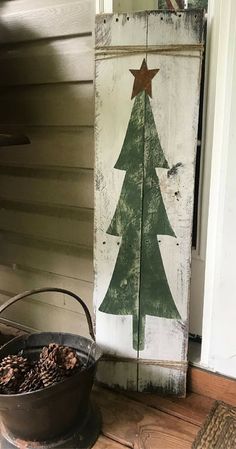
top-left (92, 367), bottom-right (236, 449)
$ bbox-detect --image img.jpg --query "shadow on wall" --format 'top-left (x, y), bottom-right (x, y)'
top-left (0, 1), bottom-right (89, 331)
top-left (0, 1), bottom-right (80, 129)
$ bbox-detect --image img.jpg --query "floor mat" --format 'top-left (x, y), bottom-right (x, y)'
top-left (192, 401), bottom-right (236, 448)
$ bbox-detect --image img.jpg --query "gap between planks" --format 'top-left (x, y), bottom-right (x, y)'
top-left (92, 386), bottom-right (200, 449)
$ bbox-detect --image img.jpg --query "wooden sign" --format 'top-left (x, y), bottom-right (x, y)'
top-left (94, 10), bottom-right (204, 394)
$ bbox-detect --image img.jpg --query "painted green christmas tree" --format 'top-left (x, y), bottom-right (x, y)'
top-left (99, 59), bottom-right (181, 351)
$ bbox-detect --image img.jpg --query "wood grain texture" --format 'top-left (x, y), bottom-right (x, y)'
top-left (94, 436), bottom-right (127, 449)
top-left (0, 83), bottom-right (94, 126)
top-left (0, 36), bottom-right (93, 86)
top-left (124, 391), bottom-right (214, 426)
top-left (95, 12), bottom-right (148, 389)
top-left (0, 127), bottom-right (94, 169)
top-left (188, 366), bottom-right (236, 407)
top-left (96, 361), bottom-right (138, 392)
top-left (0, 0), bottom-right (94, 44)
top-left (92, 386), bottom-right (199, 449)
top-left (138, 10), bottom-right (204, 394)
top-left (95, 10), bottom-right (204, 393)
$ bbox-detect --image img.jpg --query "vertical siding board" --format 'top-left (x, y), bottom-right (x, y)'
top-left (137, 10), bottom-right (204, 394)
top-left (94, 12), bottom-right (148, 389)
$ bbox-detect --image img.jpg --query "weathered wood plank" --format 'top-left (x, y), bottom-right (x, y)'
top-left (0, 0), bottom-right (94, 44)
top-left (0, 83), bottom-right (94, 126)
top-left (92, 386), bottom-right (199, 449)
top-left (0, 232), bottom-right (93, 282)
top-left (95, 10), bottom-right (204, 393)
top-left (95, 12), bottom-right (148, 389)
top-left (96, 361), bottom-right (138, 392)
top-left (0, 36), bottom-right (93, 86)
top-left (0, 168), bottom-right (93, 209)
top-left (124, 391), bottom-right (214, 426)
top-left (146, 10), bottom-right (204, 46)
top-left (137, 10), bottom-right (204, 394)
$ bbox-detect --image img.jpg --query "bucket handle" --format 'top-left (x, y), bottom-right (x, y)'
top-left (0, 287), bottom-right (95, 341)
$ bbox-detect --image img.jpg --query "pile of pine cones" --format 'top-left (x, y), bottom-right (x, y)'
top-left (0, 343), bottom-right (81, 395)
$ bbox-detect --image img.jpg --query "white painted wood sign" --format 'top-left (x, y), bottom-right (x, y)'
top-left (94, 10), bottom-right (204, 395)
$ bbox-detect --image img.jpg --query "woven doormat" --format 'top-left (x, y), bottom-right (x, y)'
top-left (192, 401), bottom-right (236, 448)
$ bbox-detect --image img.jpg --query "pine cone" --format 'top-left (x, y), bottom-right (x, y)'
top-left (59, 346), bottom-right (80, 373)
top-left (39, 359), bottom-right (63, 388)
top-left (40, 343), bottom-right (60, 364)
top-left (19, 366), bottom-right (43, 393)
top-left (40, 343), bottom-right (80, 376)
top-left (0, 355), bottom-right (28, 373)
top-left (0, 355), bottom-right (29, 394)
top-left (0, 343), bottom-right (82, 395)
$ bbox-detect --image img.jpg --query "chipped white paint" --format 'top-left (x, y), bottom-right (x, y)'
top-left (95, 11), bottom-right (204, 394)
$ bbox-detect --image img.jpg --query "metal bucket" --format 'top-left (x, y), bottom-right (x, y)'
top-left (0, 288), bottom-right (102, 449)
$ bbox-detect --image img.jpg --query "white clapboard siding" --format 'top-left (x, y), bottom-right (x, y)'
top-left (0, 292), bottom-right (91, 339)
top-left (0, 198), bottom-right (93, 221)
top-left (0, 168), bottom-right (93, 209)
top-left (0, 208), bottom-right (93, 248)
top-left (0, 83), bottom-right (94, 126)
top-left (95, 11), bottom-right (204, 394)
top-left (0, 264), bottom-right (93, 315)
top-left (0, 0), bottom-right (95, 336)
top-left (0, 0), bottom-right (93, 43)
top-left (0, 126), bottom-right (94, 168)
top-left (0, 127), bottom-right (94, 169)
top-left (0, 36), bottom-right (93, 86)
top-left (0, 232), bottom-right (93, 282)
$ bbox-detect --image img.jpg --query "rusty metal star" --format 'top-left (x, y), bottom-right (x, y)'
top-left (129, 59), bottom-right (159, 99)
